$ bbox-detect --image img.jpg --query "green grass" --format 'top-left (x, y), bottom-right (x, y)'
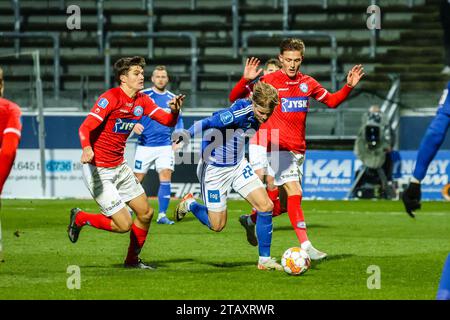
top-left (0, 199), bottom-right (449, 300)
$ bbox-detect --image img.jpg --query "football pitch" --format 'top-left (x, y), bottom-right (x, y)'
top-left (0, 199), bottom-right (449, 300)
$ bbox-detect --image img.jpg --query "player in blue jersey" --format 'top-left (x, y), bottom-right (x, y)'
top-left (173, 82), bottom-right (283, 270)
top-left (402, 81), bottom-right (450, 217)
top-left (133, 66), bottom-right (184, 225)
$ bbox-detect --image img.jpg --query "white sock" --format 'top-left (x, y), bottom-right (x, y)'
top-left (259, 256), bottom-right (271, 264)
top-left (186, 198), bottom-right (195, 211)
top-left (157, 212), bottom-right (167, 220)
top-left (301, 241), bottom-right (312, 250)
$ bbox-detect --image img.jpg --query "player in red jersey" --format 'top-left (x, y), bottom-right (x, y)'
top-left (67, 56), bottom-right (184, 269)
top-left (234, 39), bottom-right (364, 260)
top-left (0, 67), bottom-right (23, 262)
top-left (0, 67), bottom-right (22, 197)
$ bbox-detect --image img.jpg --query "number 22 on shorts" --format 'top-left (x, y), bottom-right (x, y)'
top-left (243, 165), bottom-right (254, 179)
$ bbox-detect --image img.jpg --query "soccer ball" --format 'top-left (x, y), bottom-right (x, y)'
top-left (281, 247), bottom-right (311, 275)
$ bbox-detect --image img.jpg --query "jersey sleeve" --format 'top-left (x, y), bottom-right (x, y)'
top-left (87, 91), bottom-right (117, 123)
top-left (142, 94), bottom-right (178, 127)
top-left (309, 77), bottom-right (353, 108)
top-left (4, 103), bottom-right (22, 137)
top-left (187, 102), bottom-right (244, 137)
top-left (229, 77), bottom-right (254, 102)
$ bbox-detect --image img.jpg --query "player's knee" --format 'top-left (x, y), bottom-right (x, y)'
top-left (143, 207), bottom-right (154, 223)
top-left (255, 199), bottom-right (274, 213)
top-left (136, 207), bottom-right (153, 224)
top-left (117, 220), bottom-right (133, 233)
top-left (210, 224), bottom-right (225, 232)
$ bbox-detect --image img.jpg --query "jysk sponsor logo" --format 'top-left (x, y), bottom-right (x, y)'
top-left (134, 106), bottom-right (144, 117)
top-left (113, 118), bottom-right (138, 134)
top-left (97, 98), bottom-right (109, 109)
top-left (207, 190), bottom-right (220, 203)
top-left (281, 97), bottom-right (309, 113)
top-left (46, 160), bottom-right (72, 172)
top-left (219, 111), bottom-right (233, 125)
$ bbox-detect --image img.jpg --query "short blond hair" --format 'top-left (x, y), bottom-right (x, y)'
top-left (252, 82), bottom-right (279, 112)
top-left (280, 38), bottom-right (305, 57)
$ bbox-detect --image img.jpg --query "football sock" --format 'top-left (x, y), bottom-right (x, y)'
top-left (125, 223), bottom-right (149, 264)
top-left (249, 208), bottom-right (257, 225)
top-left (258, 256), bottom-right (271, 264)
top-left (272, 198), bottom-right (286, 217)
top-left (266, 188), bottom-right (279, 201)
top-left (256, 211), bottom-right (273, 257)
top-left (437, 253), bottom-right (450, 300)
top-left (287, 195), bottom-right (309, 244)
top-left (75, 211), bottom-right (112, 231)
top-left (250, 196), bottom-right (286, 224)
top-left (158, 181), bottom-right (171, 214)
top-left (189, 201), bottom-right (211, 228)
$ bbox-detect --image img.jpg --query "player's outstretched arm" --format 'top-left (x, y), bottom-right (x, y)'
top-left (145, 94), bottom-right (184, 127)
top-left (229, 57), bottom-right (262, 102)
top-left (243, 57), bottom-right (263, 81)
top-left (346, 64), bottom-right (365, 88)
top-left (318, 64), bottom-right (364, 108)
top-left (168, 94), bottom-right (185, 113)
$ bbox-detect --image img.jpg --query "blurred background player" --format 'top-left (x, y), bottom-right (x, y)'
top-left (0, 66), bottom-right (23, 262)
top-left (402, 81), bottom-right (450, 217)
top-left (228, 57), bottom-right (282, 246)
top-left (173, 82), bottom-right (283, 271)
top-left (132, 65), bottom-right (184, 225)
top-left (67, 56), bottom-right (184, 269)
top-left (230, 38), bottom-right (364, 260)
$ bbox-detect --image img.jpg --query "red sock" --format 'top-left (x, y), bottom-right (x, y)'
top-left (272, 198), bottom-right (286, 217)
top-left (287, 195), bottom-right (308, 244)
top-left (250, 208), bottom-right (257, 224)
top-left (250, 196), bottom-right (287, 224)
top-left (125, 224), bottom-right (149, 264)
top-left (75, 211), bottom-right (112, 231)
top-left (266, 188), bottom-right (279, 201)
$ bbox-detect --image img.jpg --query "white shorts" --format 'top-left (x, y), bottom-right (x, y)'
top-left (249, 144), bottom-right (275, 177)
top-left (82, 162), bottom-right (145, 216)
top-left (268, 151), bottom-right (305, 186)
top-left (133, 145), bottom-right (175, 173)
top-left (196, 159), bottom-right (264, 212)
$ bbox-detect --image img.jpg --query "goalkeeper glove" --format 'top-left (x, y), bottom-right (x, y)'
top-left (401, 182), bottom-right (421, 218)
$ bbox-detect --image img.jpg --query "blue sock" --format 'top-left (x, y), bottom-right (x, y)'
top-left (413, 111), bottom-right (450, 180)
top-left (189, 201), bottom-right (211, 228)
top-left (158, 182), bottom-right (171, 214)
top-left (437, 254), bottom-right (450, 300)
top-left (256, 211), bottom-right (273, 257)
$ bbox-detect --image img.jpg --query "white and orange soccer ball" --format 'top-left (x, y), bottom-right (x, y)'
top-left (281, 247), bottom-right (311, 275)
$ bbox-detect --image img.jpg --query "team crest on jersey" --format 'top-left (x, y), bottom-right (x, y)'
top-left (133, 106), bottom-right (144, 117)
top-left (97, 98), bottom-right (109, 109)
top-left (219, 111), bottom-right (233, 125)
top-left (299, 83), bottom-right (309, 93)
